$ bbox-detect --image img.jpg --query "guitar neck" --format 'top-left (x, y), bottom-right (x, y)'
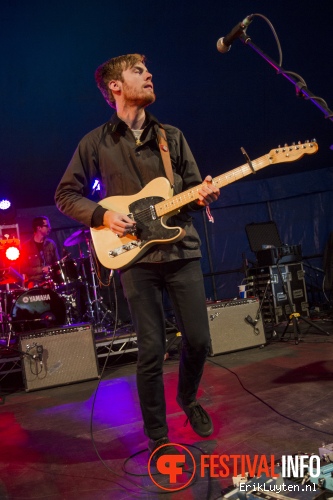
top-left (155, 154), bottom-right (269, 217)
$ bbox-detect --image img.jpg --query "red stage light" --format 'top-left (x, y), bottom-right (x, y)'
top-left (5, 246), bottom-right (20, 261)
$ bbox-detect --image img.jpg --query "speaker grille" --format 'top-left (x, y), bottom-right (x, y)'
top-left (19, 323), bottom-right (99, 391)
top-left (207, 299), bottom-right (266, 355)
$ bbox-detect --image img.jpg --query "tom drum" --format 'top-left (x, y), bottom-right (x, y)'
top-left (49, 259), bottom-right (80, 288)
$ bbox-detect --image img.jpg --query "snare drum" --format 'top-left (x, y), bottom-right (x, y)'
top-left (49, 259), bottom-right (80, 287)
top-left (10, 288), bottom-right (66, 332)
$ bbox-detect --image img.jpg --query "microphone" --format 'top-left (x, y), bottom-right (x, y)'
top-left (217, 15), bottom-right (254, 53)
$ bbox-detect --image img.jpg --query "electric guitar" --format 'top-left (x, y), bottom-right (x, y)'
top-left (91, 141), bottom-right (318, 269)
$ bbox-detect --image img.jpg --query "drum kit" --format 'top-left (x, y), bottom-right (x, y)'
top-left (0, 228), bottom-right (115, 346)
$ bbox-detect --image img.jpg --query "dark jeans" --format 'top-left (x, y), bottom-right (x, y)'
top-left (120, 258), bottom-right (211, 440)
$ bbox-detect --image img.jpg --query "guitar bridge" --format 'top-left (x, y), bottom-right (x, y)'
top-left (149, 205), bottom-right (157, 220)
top-left (109, 239), bottom-right (142, 258)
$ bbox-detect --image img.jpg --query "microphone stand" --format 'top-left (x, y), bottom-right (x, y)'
top-left (239, 33), bottom-right (333, 124)
top-left (234, 31), bottom-right (332, 338)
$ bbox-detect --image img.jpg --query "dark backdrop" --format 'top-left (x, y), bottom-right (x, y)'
top-left (1, 0), bottom-right (333, 301)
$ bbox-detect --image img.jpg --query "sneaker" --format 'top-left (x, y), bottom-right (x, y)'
top-left (177, 397), bottom-right (213, 437)
top-left (148, 436), bottom-right (179, 464)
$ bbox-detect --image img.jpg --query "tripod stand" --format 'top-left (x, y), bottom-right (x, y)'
top-left (275, 260), bottom-right (330, 344)
top-left (0, 284), bottom-right (18, 347)
top-left (82, 238), bottom-right (115, 331)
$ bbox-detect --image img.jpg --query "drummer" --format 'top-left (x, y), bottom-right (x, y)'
top-left (21, 216), bottom-right (60, 288)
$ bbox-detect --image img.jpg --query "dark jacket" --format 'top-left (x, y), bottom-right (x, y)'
top-left (55, 111), bottom-right (204, 264)
top-left (21, 238), bottom-right (59, 283)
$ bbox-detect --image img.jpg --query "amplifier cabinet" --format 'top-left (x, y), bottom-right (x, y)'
top-left (207, 298), bottom-right (266, 356)
top-left (19, 323), bottom-right (99, 392)
top-left (248, 263), bottom-right (309, 324)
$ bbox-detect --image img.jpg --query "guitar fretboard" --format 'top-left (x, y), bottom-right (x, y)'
top-left (155, 154), bottom-right (269, 217)
top-left (155, 140), bottom-right (318, 217)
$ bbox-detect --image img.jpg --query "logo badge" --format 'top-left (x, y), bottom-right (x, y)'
top-left (148, 443), bottom-right (196, 491)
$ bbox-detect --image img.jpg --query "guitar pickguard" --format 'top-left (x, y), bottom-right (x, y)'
top-left (128, 196), bottom-right (180, 242)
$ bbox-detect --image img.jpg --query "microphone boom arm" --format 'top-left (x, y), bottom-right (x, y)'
top-left (239, 32), bottom-right (333, 125)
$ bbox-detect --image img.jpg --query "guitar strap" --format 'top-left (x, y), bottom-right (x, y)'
top-left (157, 125), bottom-right (214, 223)
top-left (157, 126), bottom-right (175, 188)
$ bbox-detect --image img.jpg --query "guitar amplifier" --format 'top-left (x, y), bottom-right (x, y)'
top-left (19, 323), bottom-right (100, 391)
top-left (207, 298), bottom-right (266, 356)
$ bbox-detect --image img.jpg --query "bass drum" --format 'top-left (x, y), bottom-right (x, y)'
top-left (10, 288), bottom-right (66, 333)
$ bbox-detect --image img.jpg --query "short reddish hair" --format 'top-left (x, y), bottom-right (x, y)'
top-left (95, 54), bottom-right (145, 108)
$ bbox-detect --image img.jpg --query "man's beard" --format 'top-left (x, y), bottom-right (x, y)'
top-left (123, 83), bottom-right (156, 107)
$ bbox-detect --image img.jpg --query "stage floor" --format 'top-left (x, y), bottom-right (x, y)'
top-left (1, 316), bottom-right (333, 499)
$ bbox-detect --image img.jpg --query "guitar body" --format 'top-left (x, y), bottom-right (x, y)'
top-left (90, 141), bottom-right (318, 270)
top-left (90, 177), bottom-right (185, 269)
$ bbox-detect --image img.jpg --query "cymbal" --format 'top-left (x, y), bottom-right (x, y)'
top-left (64, 228), bottom-right (90, 247)
top-left (0, 276), bottom-right (18, 285)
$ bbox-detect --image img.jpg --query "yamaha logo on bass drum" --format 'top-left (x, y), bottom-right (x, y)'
top-left (22, 293), bottom-right (51, 303)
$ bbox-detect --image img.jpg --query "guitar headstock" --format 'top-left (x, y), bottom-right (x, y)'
top-left (269, 140), bottom-right (318, 164)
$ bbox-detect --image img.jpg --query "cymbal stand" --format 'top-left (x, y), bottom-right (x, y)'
top-left (0, 292), bottom-right (4, 334)
top-left (87, 238), bottom-right (101, 325)
top-left (62, 291), bottom-right (77, 325)
top-left (5, 321), bottom-right (14, 348)
top-left (96, 293), bottom-right (115, 326)
top-left (80, 249), bottom-right (95, 323)
top-left (0, 286), bottom-right (14, 347)
top-left (85, 239), bottom-right (114, 328)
